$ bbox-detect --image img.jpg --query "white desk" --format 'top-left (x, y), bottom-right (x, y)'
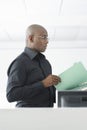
top-left (0, 108), bottom-right (87, 130)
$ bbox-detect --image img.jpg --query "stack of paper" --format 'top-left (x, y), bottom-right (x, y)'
top-left (55, 62), bottom-right (87, 91)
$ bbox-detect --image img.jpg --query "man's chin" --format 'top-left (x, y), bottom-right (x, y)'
top-left (38, 47), bottom-right (47, 52)
top-left (41, 49), bottom-right (46, 52)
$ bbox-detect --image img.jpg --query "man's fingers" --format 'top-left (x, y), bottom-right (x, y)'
top-left (52, 75), bottom-right (61, 82)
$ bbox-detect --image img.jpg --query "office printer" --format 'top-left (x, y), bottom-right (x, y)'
top-left (58, 91), bottom-right (87, 107)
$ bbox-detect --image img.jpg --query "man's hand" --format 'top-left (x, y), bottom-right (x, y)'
top-left (42, 74), bottom-right (61, 88)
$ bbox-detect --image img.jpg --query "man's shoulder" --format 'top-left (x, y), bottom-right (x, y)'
top-left (7, 52), bottom-right (31, 75)
top-left (17, 52), bottom-right (30, 61)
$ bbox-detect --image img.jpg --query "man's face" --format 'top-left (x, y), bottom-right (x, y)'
top-left (32, 29), bottom-right (48, 52)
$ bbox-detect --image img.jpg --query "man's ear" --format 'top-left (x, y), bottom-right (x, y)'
top-left (29, 35), bottom-right (34, 42)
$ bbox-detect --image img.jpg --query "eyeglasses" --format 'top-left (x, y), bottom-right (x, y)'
top-left (35, 35), bottom-right (49, 40)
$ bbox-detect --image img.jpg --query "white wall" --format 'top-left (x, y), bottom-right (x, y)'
top-left (0, 41), bottom-right (87, 108)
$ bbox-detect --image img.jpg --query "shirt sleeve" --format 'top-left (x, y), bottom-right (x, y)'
top-left (6, 60), bottom-right (45, 102)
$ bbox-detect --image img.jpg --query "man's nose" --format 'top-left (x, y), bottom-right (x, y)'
top-left (45, 39), bottom-right (48, 44)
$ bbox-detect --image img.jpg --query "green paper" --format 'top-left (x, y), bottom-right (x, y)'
top-left (55, 62), bottom-right (87, 90)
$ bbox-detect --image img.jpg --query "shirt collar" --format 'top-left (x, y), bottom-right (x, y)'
top-left (24, 47), bottom-right (38, 60)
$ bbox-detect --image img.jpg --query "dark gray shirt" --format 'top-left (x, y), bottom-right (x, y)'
top-left (24, 47), bottom-right (37, 60)
top-left (6, 47), bottom-right (56, 107)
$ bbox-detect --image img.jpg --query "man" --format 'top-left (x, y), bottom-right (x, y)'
top-left (6, 24), bottom-right (61, 107)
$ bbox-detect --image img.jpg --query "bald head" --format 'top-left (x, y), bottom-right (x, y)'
top-left (25, 24), bottom-right (48, 52)
top-left (26, 24), bottom-right (47, 40)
